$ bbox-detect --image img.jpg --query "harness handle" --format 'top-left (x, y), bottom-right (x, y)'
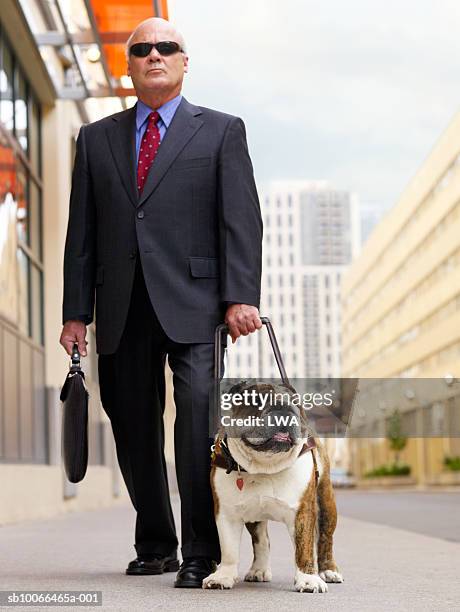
top-left (214, 317), bottom-right (291, 386)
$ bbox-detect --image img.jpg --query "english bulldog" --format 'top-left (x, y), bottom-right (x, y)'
top-left (203, 381), bottom-right (343, 593)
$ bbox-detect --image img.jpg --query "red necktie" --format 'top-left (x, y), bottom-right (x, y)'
top-left (137, 111), bottom-right (161, 194)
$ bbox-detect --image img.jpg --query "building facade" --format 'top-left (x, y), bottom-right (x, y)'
top-left (0, 0), bottom-right (171, 523)
top-left (342, 109), bottom-right (460, 486)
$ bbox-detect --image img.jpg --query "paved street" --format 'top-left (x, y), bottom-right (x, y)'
top-left (335, 489), bottom-right (460, 542)
top-left (1, 492), bottom-right (459, 611)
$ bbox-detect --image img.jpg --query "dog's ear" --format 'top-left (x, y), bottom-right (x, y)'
top-left (297, 400), bottom-right (314, 438)
top-left (251, 383), bottom-right (277, 394)
top-left (227, 380), bottom-right (249, 395)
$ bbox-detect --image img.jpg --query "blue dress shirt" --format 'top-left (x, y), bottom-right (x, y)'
top-left (135, 95), bottom-right (182, 164)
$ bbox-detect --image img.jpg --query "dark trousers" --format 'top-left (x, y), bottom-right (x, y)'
top-left (98, 256), bottom-right (221, 561)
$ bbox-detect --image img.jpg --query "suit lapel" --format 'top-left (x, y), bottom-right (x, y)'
top-left (106, 105), bottom-right (138, 207)
top-left (138, 98), bottom-right (204, 207)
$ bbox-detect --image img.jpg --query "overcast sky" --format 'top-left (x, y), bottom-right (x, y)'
top-left (168, 0), bottom-right (460, 213)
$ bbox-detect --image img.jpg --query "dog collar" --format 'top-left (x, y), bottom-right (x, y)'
top-left (211, 434), bottom-right (317, 475)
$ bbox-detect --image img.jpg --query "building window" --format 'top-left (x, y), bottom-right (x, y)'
top-left (0, 38), bottom-right (14, 132)
top-left (0, 30), bottom-right (43, 345)
top-left (14, 67), bottom-right (28, 152)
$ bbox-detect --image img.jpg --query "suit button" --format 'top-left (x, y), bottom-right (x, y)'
top-left (129, 251), bottom-right (137, 259)
top-left (137, 210), bottom-right (144, 219)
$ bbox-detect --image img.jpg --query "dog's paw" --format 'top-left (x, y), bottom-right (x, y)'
top-left (244, 567), bottom-right (272, 582)
top-left (294, 572), bottom-right (328, 593)
top-left (202, 569), bottom-right (238, 590)
top-left (319, 569), bottom-right (344, 583)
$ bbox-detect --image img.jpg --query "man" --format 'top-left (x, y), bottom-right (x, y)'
top-left (59, 18), bottom-right (262, 588)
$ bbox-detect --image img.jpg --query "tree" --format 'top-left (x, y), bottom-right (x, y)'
top-left (387, 409), bottom-right (407, 466)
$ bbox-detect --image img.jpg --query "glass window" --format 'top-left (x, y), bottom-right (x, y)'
top-left (0, 31), bottom-right (42, 346)
top-left (0, 154), bottom-right (18, 325)
top-left (15, 163), bottom-right (28, 244)
top-left (30, 263), bottom-right (43, 345)
top-left (0, 39), bottom-right (14, 133)
top-left (29, 96), bottom-right (40, 173)
top-left (14, 68), bottom-right (28, 152)
top-left (17, 247), bottom-right (30, 336)
top-left (29, 181), bottom-right (41, 258)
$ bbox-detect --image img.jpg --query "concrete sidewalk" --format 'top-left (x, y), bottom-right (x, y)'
top-left (0, 494), bottom-right (458, 612)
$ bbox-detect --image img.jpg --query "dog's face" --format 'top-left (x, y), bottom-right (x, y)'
top-left (220, 382), bottom-right (311, 467)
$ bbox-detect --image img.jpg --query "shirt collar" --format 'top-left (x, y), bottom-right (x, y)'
top-left (136, 95), bottom-right (183, 130)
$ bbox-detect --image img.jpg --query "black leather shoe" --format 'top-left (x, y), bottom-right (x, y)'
top-left (174, 557), bottom-right (217, 588)
top-left (126, 553), bottom-right (180, 575)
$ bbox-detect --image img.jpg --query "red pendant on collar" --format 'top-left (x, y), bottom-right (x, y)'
top-left (236, 478), bottom-right (244, 490)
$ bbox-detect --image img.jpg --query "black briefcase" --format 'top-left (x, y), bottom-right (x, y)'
top-left (60, 343), bottom-right (89, 483)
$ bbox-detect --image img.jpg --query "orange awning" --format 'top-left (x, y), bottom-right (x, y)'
top-left (89, 0), bottom-right (169, 79)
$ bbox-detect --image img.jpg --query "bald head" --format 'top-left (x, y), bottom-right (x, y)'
top-left (126, 17), bottom-right (189, 109)
top-left (125, 17), bottom-right (186, 60)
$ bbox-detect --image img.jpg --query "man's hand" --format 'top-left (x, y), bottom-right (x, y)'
top-left (60, 320), bottom-right (88, 357)
top-left (225, 304), bottom-right (262, 344)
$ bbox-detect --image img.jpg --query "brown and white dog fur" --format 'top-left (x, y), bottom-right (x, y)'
top-left (203, 382), bottom-right (343, 592)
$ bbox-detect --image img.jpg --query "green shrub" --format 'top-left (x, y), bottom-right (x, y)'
top-left (443, 456), bottom-right (460, 471)
top-left (364, 463), bottom-right (411, 478)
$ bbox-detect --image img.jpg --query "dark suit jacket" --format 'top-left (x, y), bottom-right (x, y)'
top-left (62, 97), bottom-right (263, 354)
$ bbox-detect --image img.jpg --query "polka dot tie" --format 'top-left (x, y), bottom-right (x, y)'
top-left (137, 111), bottom-right (161, 195)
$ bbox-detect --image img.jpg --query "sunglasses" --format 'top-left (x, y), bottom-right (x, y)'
top-left (129, 41), bottom-right (183, 57)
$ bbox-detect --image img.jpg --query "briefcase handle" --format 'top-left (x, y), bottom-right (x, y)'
top-left (71, 343), bottom-right (81, 367)
top-left (68, 344), bottom-right (86, 379)
top-left (214, 316), bottom-right (291, 386)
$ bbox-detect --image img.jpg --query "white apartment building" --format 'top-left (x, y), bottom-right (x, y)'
top-left (224, 181), bottom-right (360, 382)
